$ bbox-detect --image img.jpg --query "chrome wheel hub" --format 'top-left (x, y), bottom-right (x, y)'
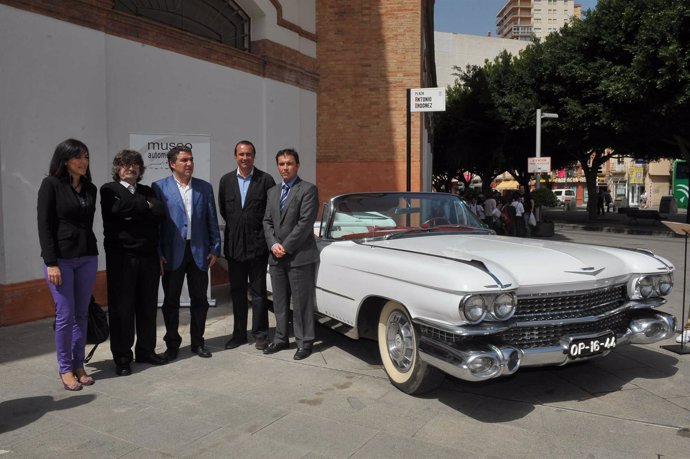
top-left (386, 311), bottom-right (414, 372)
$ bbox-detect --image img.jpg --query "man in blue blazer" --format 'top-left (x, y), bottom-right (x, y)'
top-left (152, 146), bottom-right (221, 360)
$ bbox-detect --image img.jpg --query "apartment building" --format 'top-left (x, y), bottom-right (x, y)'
top-left (496, 0), bottom-right (582, 41)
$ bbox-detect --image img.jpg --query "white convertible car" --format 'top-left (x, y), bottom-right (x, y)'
top-left (271, 192), bottom-right (677, 394)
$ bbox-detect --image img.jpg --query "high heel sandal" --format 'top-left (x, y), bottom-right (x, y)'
top-left (59, 372), bottom-right (83, 391)
top-left (74, 369), bottom-right (95, 386)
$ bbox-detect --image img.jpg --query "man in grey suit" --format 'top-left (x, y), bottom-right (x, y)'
top-left (262, 148), bottom-right (319, 360)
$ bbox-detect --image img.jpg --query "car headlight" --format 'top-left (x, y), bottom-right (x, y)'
top-left (462, 295), bottom-right (487, 324)
top-left (490, 293), bottom-right (517, 320)
top-left (631, 273), bottom-right (674, 299)
top-left (657, 274), bottom-right (673, 296)
top-left (637, 276), bottom-right (655, 299)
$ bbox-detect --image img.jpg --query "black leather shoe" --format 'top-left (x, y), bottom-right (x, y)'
top-left (262, 342), bottom-right (288, 355)
top-left (224, 337), bottom-right (248, 349)
top-left (254, 337), bottom-right (268, 350)
top-left (163, 348), bottom-right (179, 362)
top-left (192, 346), bottom-right (212, 358)
top-left (293, 347), bottom-right (312, 360)
top-left (136, 353), bottom-right (168, 365)
top-left (115, 363), bottom-right (132, 376)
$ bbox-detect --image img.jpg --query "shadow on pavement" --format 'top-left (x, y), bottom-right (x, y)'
top-left (314, 323), bottom-right (382, 367)
top-left (0, 394), bottom-right (96, 434)
top-left (434, 345), bottom-right (678, 422)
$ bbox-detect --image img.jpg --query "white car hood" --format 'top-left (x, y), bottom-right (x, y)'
top-left (364, 234), bottom-right (672, 288)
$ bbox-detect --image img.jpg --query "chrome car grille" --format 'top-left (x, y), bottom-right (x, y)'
top-left (493, 312), bottom-right (630, 348)
top-left (514, 285), bottom-right (626, 321)
top-left (420, 284), bottom-right (632, 348)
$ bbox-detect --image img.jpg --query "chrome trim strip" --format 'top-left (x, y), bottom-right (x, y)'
top-left (315, 286), bottom-right (354, 301)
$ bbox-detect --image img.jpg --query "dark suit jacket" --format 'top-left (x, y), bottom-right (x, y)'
top-left (263, 177), bottom-right (319, 267)
top-left (152, 176), bottom-right (221, 271)
top-left (218, 168), bottom-right (275, 261)
top-left (37, 175), bottom-right (98, 266)
top-left (100, 181), bottom-right (166, 255)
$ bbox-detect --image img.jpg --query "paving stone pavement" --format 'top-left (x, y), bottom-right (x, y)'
top-left (4, 220), bottom-right (690, 457)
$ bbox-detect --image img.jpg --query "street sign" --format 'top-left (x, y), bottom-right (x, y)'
top-left (410, 88), bottom-right (446, 112)
top-left (528, 156), bottom-right (551, 173)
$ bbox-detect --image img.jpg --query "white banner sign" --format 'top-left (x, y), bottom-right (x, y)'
top-left (129, 133), bottom-right (211, 187)
top-left (528, 156), bottom-right (552, 173)
top-left (410, 88), bottom-right (446, 112)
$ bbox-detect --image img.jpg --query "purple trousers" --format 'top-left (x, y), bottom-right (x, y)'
top-left (44, 256), bottom-right (98, 373)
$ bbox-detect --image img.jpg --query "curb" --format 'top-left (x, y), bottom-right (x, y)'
top-left (553, 222), bottom-right (678, 237)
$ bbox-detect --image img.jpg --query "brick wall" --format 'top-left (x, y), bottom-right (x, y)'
top-left (316, 0), bottom-right (428, 202)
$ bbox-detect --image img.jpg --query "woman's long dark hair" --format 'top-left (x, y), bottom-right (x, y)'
top-left (48, 138), bottom-right (92, 182)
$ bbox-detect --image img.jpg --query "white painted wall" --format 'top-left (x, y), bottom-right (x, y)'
top-left (0, 4), bottom-right (316, 284)
top-left (434, 31), bottom-right (529, 89)
top-left (237, 0), bottom-right (316, 58)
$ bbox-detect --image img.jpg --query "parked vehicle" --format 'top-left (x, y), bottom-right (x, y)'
top-left (553, 188), bottom-right (575, 206)
top-left (269, 192), bottom-right (676, 394)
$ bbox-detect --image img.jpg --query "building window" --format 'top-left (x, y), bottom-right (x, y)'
top-left (114, 0), bottom-right (251, 51)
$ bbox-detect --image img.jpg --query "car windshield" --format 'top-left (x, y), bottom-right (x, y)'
top-left (323, 192), bottom-right (488, 240)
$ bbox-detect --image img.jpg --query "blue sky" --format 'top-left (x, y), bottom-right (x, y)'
top-left (435, 0), bottom-right (599, 36)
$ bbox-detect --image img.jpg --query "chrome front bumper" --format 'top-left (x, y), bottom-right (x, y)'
top-left (417, 311), bottom-right (676, 382)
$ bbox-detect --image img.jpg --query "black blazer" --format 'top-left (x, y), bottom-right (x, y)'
top-left (37, 176), bottom-right (98, 266)
top-left (218, 167), bottom-right (275, 261)
top-left (100, 181), bottom-right (166, 255)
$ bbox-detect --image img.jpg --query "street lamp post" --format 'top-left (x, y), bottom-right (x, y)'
top-left (535, 108), bottom-right (559, 191)
top-left (535, 109), bottom-right (558, 223)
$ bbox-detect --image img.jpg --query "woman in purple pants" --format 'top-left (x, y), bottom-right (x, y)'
top-left (37, 139), bottom-right (99, 391)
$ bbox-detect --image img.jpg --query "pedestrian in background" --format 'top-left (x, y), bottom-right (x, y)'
top-left (597, 189), bottom-right (606, 215)
top-left (218, 140), bottom-right (275, 351)
top-left (153, 146), bottom-right (221, 360)
top-left (37, 138), bottom-right (99, 391)
top-left (263, 148), bottom-right (319, 360)
top-left (101, 150), bottom-right (167, 376)
top-left (521, 187), bottom-right (534, 237)
top-left (510, 192), bottom-right (525, 237)
top-left (605, 189), bottom-right (613, 213)
top-left (483, 192), bottom-right (498, 229)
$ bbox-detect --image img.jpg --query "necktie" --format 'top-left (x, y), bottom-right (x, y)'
top-left (280, 183), bottom-right (289, 209)
top-left (128, 185), bottom-right (135, 194)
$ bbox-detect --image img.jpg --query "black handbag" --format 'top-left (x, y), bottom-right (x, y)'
top-left (52, 296), bottom-right (109, 363)
top-left (85, 297), bottom-right (109, 362)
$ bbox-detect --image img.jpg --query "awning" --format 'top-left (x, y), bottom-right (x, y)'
top-left (495, 180), bottom-right (519, 191)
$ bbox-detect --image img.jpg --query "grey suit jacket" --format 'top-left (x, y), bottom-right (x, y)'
top-left (263, 177), bottom-right (319, 267)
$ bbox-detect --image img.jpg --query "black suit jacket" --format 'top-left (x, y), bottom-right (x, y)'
top-left (37, 175), bottom-right (98, 266)
top-left (218, 168), bottom-right (276, 261)
top-left (100, 181), bottom-right (166, 255)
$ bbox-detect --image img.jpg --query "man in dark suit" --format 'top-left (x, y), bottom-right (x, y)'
top-left (262, 148), bottom-right (319, 360)
top-left (101, 150), bottom-right (168, 376)
top-left (152, 146), bottom-right (221, 360)
top-left (218, 140), bottom-right (276, 351)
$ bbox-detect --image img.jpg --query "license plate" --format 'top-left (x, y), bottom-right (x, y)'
top-left (567, 332), bottom-right (616, 359)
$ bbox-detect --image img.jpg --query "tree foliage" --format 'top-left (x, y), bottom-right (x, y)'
top-left (433, 65), bottom-right (506, 194)
top-left (433, 0), bottom-right (690, 219)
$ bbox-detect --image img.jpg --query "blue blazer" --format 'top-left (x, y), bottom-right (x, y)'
top-left (152, 176), bottom-right (221, 271)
